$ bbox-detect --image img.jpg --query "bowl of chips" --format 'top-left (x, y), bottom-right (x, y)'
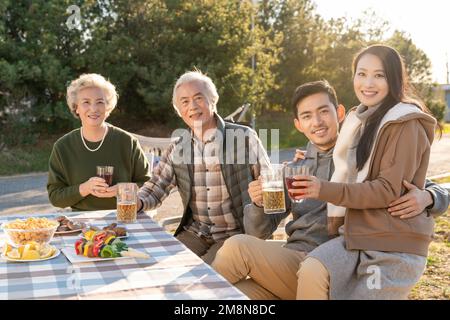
top-left (1, 217), bottom-right (59, 247)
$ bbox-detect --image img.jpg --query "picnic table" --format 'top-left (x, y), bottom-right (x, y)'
top-left (0, 210), bottom-right (248, 300)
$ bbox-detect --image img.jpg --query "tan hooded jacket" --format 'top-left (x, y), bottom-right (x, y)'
top-left (319, 102), bottom-right (436, 257)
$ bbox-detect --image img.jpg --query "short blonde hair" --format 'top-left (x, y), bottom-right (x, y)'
top-left (66, 73), bottom-right (118, 117)
top-left (172, 70), bottom-right (219, 116)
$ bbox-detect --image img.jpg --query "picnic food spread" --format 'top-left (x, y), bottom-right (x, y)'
top-left (74, 230), bottom-right (148, 259)
top-left (2, 241), bottom-right (57, 260)
top-left (1, 217), bottom-right (59, 246)
top-left (1, 216), bottom-right (148, 263)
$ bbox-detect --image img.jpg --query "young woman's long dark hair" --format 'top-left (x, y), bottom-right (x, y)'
top-left (353, 44), bottom-right (438, 170)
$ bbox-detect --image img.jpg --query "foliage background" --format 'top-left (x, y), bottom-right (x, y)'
top-left (0, 0), bottom-right (445, 151)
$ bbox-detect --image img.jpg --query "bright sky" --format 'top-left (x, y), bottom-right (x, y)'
top-left (313, 0), bottom-right (450, 84)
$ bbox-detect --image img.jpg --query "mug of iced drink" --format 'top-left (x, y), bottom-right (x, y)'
top-left (261, 164), bottom-right (286, 214)
top-left (284, 163), bottom-right (310, 203)
top-left (117, 183), bottom-right (138, 223)
top-left (97, 166), bottom-right (114, 186)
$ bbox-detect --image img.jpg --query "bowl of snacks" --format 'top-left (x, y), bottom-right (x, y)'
top-left (1, 217), bottom-right (59, 247)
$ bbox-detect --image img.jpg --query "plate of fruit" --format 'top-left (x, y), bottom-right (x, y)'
top-left (61, 230), bottom-right (149, 264)
top-left (1, 241), bottom-right (60, 262)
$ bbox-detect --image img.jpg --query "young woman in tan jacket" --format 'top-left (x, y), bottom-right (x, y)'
top-left (292, 45), bottom-right (440, 299)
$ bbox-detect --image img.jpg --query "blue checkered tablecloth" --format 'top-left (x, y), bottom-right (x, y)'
top-left (0, 210), bottom-right (248, 300)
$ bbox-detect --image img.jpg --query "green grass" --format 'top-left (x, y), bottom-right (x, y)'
top-left (0, 140), bottom-right (54, 176)
top-left (256, 111), bottom-right (308, 149)
top-left (426, 255), bottom-right (439, 267)
top-left (432, 176), bottom-right (450, 184)
top-left (409, 209), bottom-right (450, 300)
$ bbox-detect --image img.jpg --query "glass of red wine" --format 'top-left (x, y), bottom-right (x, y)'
top-left (96, 166), bottom-right (114, 186)
top-left (284, 164), bottom-right (309, 203)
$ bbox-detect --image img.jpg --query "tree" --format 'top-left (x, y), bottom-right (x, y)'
top-left (261, 6), bottom-right (437, 113)
top-left (83, 0), bottom-right (280, 120)
top-left (0, 0), bottom-right (280, 147)
top-left (256, 0), bottom-right (327, 112)
top-left (427, 99), bottom-right (446, 122)
top-left (309, 17), bottom-right (366, 109)
top-left (0, 0), bottom-right (87, 148)
top-left (386, 30), bottom-right (432, 84)
top-left (0, 0), bottom-right (438, 150)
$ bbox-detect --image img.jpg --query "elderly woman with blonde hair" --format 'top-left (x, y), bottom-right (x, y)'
top-left (47, 73), bottom-right (150, 211)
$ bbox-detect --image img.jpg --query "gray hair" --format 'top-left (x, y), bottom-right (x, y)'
top-left (66, 73), bottom-right (118, 118)
top-left (172, 70), bottom-right (219, 116)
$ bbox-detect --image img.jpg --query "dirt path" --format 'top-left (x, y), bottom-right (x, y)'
top-left (1, 135), bottom-right (449, 219)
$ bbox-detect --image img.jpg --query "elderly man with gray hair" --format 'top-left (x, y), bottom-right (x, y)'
top-left (137, 69), bottom-right (270, 264)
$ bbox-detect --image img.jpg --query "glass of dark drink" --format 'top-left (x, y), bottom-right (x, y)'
top-left (96, 166), bottom-right (114, 186)
top-left (284, 164), bottom-right (309, 203)
top-left (117, 183), bottom-right (138, 223)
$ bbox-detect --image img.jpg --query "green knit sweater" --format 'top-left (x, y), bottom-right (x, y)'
top-left (47, 124), bottom-right (150, 211)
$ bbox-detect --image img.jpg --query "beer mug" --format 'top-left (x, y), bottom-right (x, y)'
top-left (260, 164), bottom-right (286, 214)
top-left (116, 183), bottom-right (138, 223)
